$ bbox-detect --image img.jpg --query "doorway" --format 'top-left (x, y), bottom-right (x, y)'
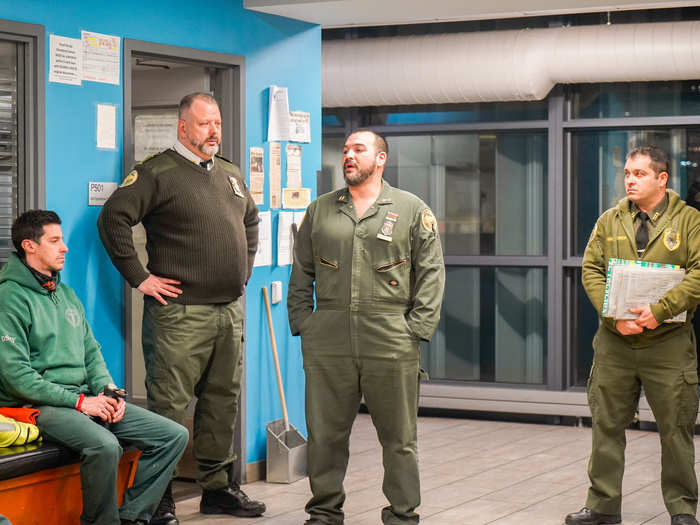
top-left (122, 39), bottom-right (246, 482)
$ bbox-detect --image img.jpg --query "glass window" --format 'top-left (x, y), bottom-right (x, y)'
top-left (385, 132), bottom-right (547, 256)
top-left (322, 108), bottom-right (346, 128)
top-left (359, 101), bottom-right (547, 127)
top-left (568, 268), bottom-right (599, 387)
top-left (571, 81), bottom-right (700, 119)
top-left (571, 127), bottom-right (700, 256)
top-left (423, 266), bottom-right (547, 385)
top-left (0, 41), bottom-right (18, 262)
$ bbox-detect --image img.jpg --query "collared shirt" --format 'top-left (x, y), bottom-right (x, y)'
top-left (631, 193), bottom-right (669, 239)
top-left (173, 140), bottom-right (214, 171)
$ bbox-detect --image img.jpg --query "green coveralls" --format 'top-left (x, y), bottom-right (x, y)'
top-left (288, 180), bottom-right (445, 524)
top-left (582, 190), bottom-right (700, 517)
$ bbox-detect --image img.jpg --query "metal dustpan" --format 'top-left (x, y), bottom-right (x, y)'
top-left (263, 286), bottom-right (308, 483)
top-left (266, 418), bottom-right (307, 483)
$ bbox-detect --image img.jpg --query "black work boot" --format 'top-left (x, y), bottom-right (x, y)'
top-left (150, 482), bottom-right (178, 525)
top-left (565, 507), bottom-right (621, 525)
top-left (121, 520), bottom-right (147, 525)
top-left (200, 481), bottom-right (266, 517)
top-left (672, 515), bottom-right (700, 525)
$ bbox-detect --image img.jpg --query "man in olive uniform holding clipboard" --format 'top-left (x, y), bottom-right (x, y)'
top-left (566, 146), bottom-right (700, 525)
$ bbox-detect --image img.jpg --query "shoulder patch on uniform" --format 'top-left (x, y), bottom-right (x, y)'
top-left (663, 228), bottom-right (681, 251)
top-left (421, 208), bottom-right (437, 233)
top-left (120, 170), bottom-right (138, 188)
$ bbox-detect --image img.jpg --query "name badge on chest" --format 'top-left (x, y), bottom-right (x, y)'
top-left (229, 176), bottom-right (245, 198)
top-left (377, 211), bottom-right (399, 242)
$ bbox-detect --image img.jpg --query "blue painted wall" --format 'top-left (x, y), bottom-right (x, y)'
top-left (0, 0), bottom-right (319, 464)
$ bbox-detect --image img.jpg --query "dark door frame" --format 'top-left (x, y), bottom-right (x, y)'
top-left (122, 39), bottom-right (247, 482)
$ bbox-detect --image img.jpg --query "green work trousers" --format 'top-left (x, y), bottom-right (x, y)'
top-left (36, 403), bottom-right (188, 525)
top-left (304, 356), bottom-right (422, 525)
top-left (586, 326), bottom-right (699, 516)
top-left (142, 296), bottom-right (244, 490)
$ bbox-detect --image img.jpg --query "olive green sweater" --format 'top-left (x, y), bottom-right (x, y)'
top-left (98, 150), bottom-right (259, 304)
top-left (582, 190), bottom-right (700, 346)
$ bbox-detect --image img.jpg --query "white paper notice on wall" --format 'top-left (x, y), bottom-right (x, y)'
top-left (88, 182), bottom-right (118, 206)
top-left (267, 85), bottom-right (290, 142)
top-left (254, 211), bottom-right (272, 267)
top-left (289, 111), bottom-right (310, 143)
top-left (277, 211), bottom-right (294, 266)
top-left (134, 112), bottom-right (178, 162)
top-left (82, 31), bottom-right (120, 85)
top-left (270, 142), bottom-right (281, 209)
top-left (96, 104), bottom-right (117, 150)
top-left (49, 35), bottom-right (83, 86)
top-left (286, 144), bottom-right (302, 189)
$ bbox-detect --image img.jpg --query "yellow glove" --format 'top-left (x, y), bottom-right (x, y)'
top-left (0, 414), bottom-right (41, 447)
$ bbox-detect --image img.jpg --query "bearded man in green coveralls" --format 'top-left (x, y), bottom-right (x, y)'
top-left (288, 130), bottom-right (445, 525)
top-left (566, 146), bottom-right (700, 525)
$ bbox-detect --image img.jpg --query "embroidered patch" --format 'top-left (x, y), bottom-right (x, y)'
top-left (65, 308), bottom-right (81, 328)
top-left (663, 228), bottom-right (681, 251)
top-left (421, 208), bottom-right (437, 233)
top-left (119, 170), bottom-right (138, 188)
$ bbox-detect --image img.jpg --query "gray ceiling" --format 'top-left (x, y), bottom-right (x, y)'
top-left (244, 0), bottom-right (697, 28)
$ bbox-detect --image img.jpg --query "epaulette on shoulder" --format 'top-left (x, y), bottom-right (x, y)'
top-left (141, 151), bottom-right (179, 175)
top-left (215, 154), bottom-right (239, 175)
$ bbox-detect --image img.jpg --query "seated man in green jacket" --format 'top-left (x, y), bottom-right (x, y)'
top-left (0, 210), bottom-right (189, 525)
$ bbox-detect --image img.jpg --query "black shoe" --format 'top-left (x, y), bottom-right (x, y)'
top-left (200, 481), bottom-right (266, 517)
top-left (150, 482), bottom-right (178, 525)
top-left (121, 521), bottom-right (147, 525)
top-left (672, 515), bottom-right (700, 525)
top-left (565, 507), bottom-right (621, 525)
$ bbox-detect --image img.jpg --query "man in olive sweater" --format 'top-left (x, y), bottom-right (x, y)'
top-left (98, 93), bottom-right (263, 524)
top-left (0, 210), bottom-right (189, 525)
top-left (566, 146), bottom-right (700, 525)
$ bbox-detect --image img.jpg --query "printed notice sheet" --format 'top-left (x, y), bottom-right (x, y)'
top-left (49, 35), bottom-right (83, 85)
top-left (602, 258), bottom-right (686, 322)
top-left (254, 211), bottom-right (272, 267)
top-left (249, 147), bottom-right (265, 205)
top-left (268, 85), bottom-right (290, 141)
top-left (278, 211), bottom-right (294, 266)
top-left (134, 112), bottom-right (178, 162)
top-left (289, 111), bottom-right (310, 143)
top-left (270, 142), bottom-right (281, 209)
top-left (286, 144), bottom-right (302, 189)
top-left (82, 31), bottom-right (120, 85)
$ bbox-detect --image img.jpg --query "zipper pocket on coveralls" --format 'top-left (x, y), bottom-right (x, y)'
top-left (318, 256), bottom-right (339, 270)
top-left (376, 258), bottom-right (407, 272)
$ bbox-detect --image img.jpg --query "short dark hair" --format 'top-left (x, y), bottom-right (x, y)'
top-left (11, 210), bottom-right (61, 258)
top-left (627, 145), bottom-right (670, 176)
top-left (349, 129), bottom-right (388, 157)
top-left (178, 92), bottom-right (218, 119)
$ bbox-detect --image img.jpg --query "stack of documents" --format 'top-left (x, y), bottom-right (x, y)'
top-left (602, 258), bottom-right (686, 322)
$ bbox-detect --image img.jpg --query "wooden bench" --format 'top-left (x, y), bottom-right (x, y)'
top-left (0, 441), bottom-right (140, 524)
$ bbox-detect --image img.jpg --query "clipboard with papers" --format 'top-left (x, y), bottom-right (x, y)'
top-left (602, 258), bottom-right (687, 322)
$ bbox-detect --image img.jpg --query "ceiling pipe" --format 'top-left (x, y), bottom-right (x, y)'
top-left (322, 21), bottom-right (700, 107)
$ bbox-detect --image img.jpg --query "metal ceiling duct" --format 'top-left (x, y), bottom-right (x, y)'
top-left (322, 21), bottom-right (700, 107)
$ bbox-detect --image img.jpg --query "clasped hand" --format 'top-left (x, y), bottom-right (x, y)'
top-left (615, 305), bottom-right (659, 335)
top-left (81, 393), bottom-right (126, 423)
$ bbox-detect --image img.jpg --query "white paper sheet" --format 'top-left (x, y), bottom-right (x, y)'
top-left (267, 85), bottom-right (290, 141)
top-left (82, 31), bottom-right (120, 85)
top-left (286, 144), bottom-right (302, 189)
top-left (96, 104), bottom-right (117, 150)
top-left (289, 111), bottom-right (311, 143)
top-left (270, 142), bottom-right (281, 209)
top-left (49, 35), bottom-right (82, 86)
top-left (277, 211), bottom-right (295, 266)
top-left (134, 112), bottom-right (178, 162)
top-left (254, 211), bottom-right (272, 267)
top-left (249, 147), bottom-right (265, 205)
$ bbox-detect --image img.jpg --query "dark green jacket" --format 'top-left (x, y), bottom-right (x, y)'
top-left (288, 181), bottom-right (445, 359)
top-left (582, 190), bottom-right (700, 346)
top-left (0, 254), bottom-right (113, 407)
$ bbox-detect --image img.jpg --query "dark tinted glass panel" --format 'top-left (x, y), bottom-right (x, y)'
top-left (0, 41), bottom-right (17, 263)
top-left (569, 268), bottom-right (599, 387)
top-left (422, 266), bottom-right (547, 385)
top-left (358, 101), bottom-right (547, 127)
top-left (571, 128), bottom-right (700, 256)
top-left (571, 81), bottom-right (700, 119)
top-left (322, 108), bottom-right (346, 128)
top-left (385, 133), bottom-right (547, 256)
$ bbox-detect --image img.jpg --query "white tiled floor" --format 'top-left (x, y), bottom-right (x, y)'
top-left (175, 413), bottom-right (691, 524)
